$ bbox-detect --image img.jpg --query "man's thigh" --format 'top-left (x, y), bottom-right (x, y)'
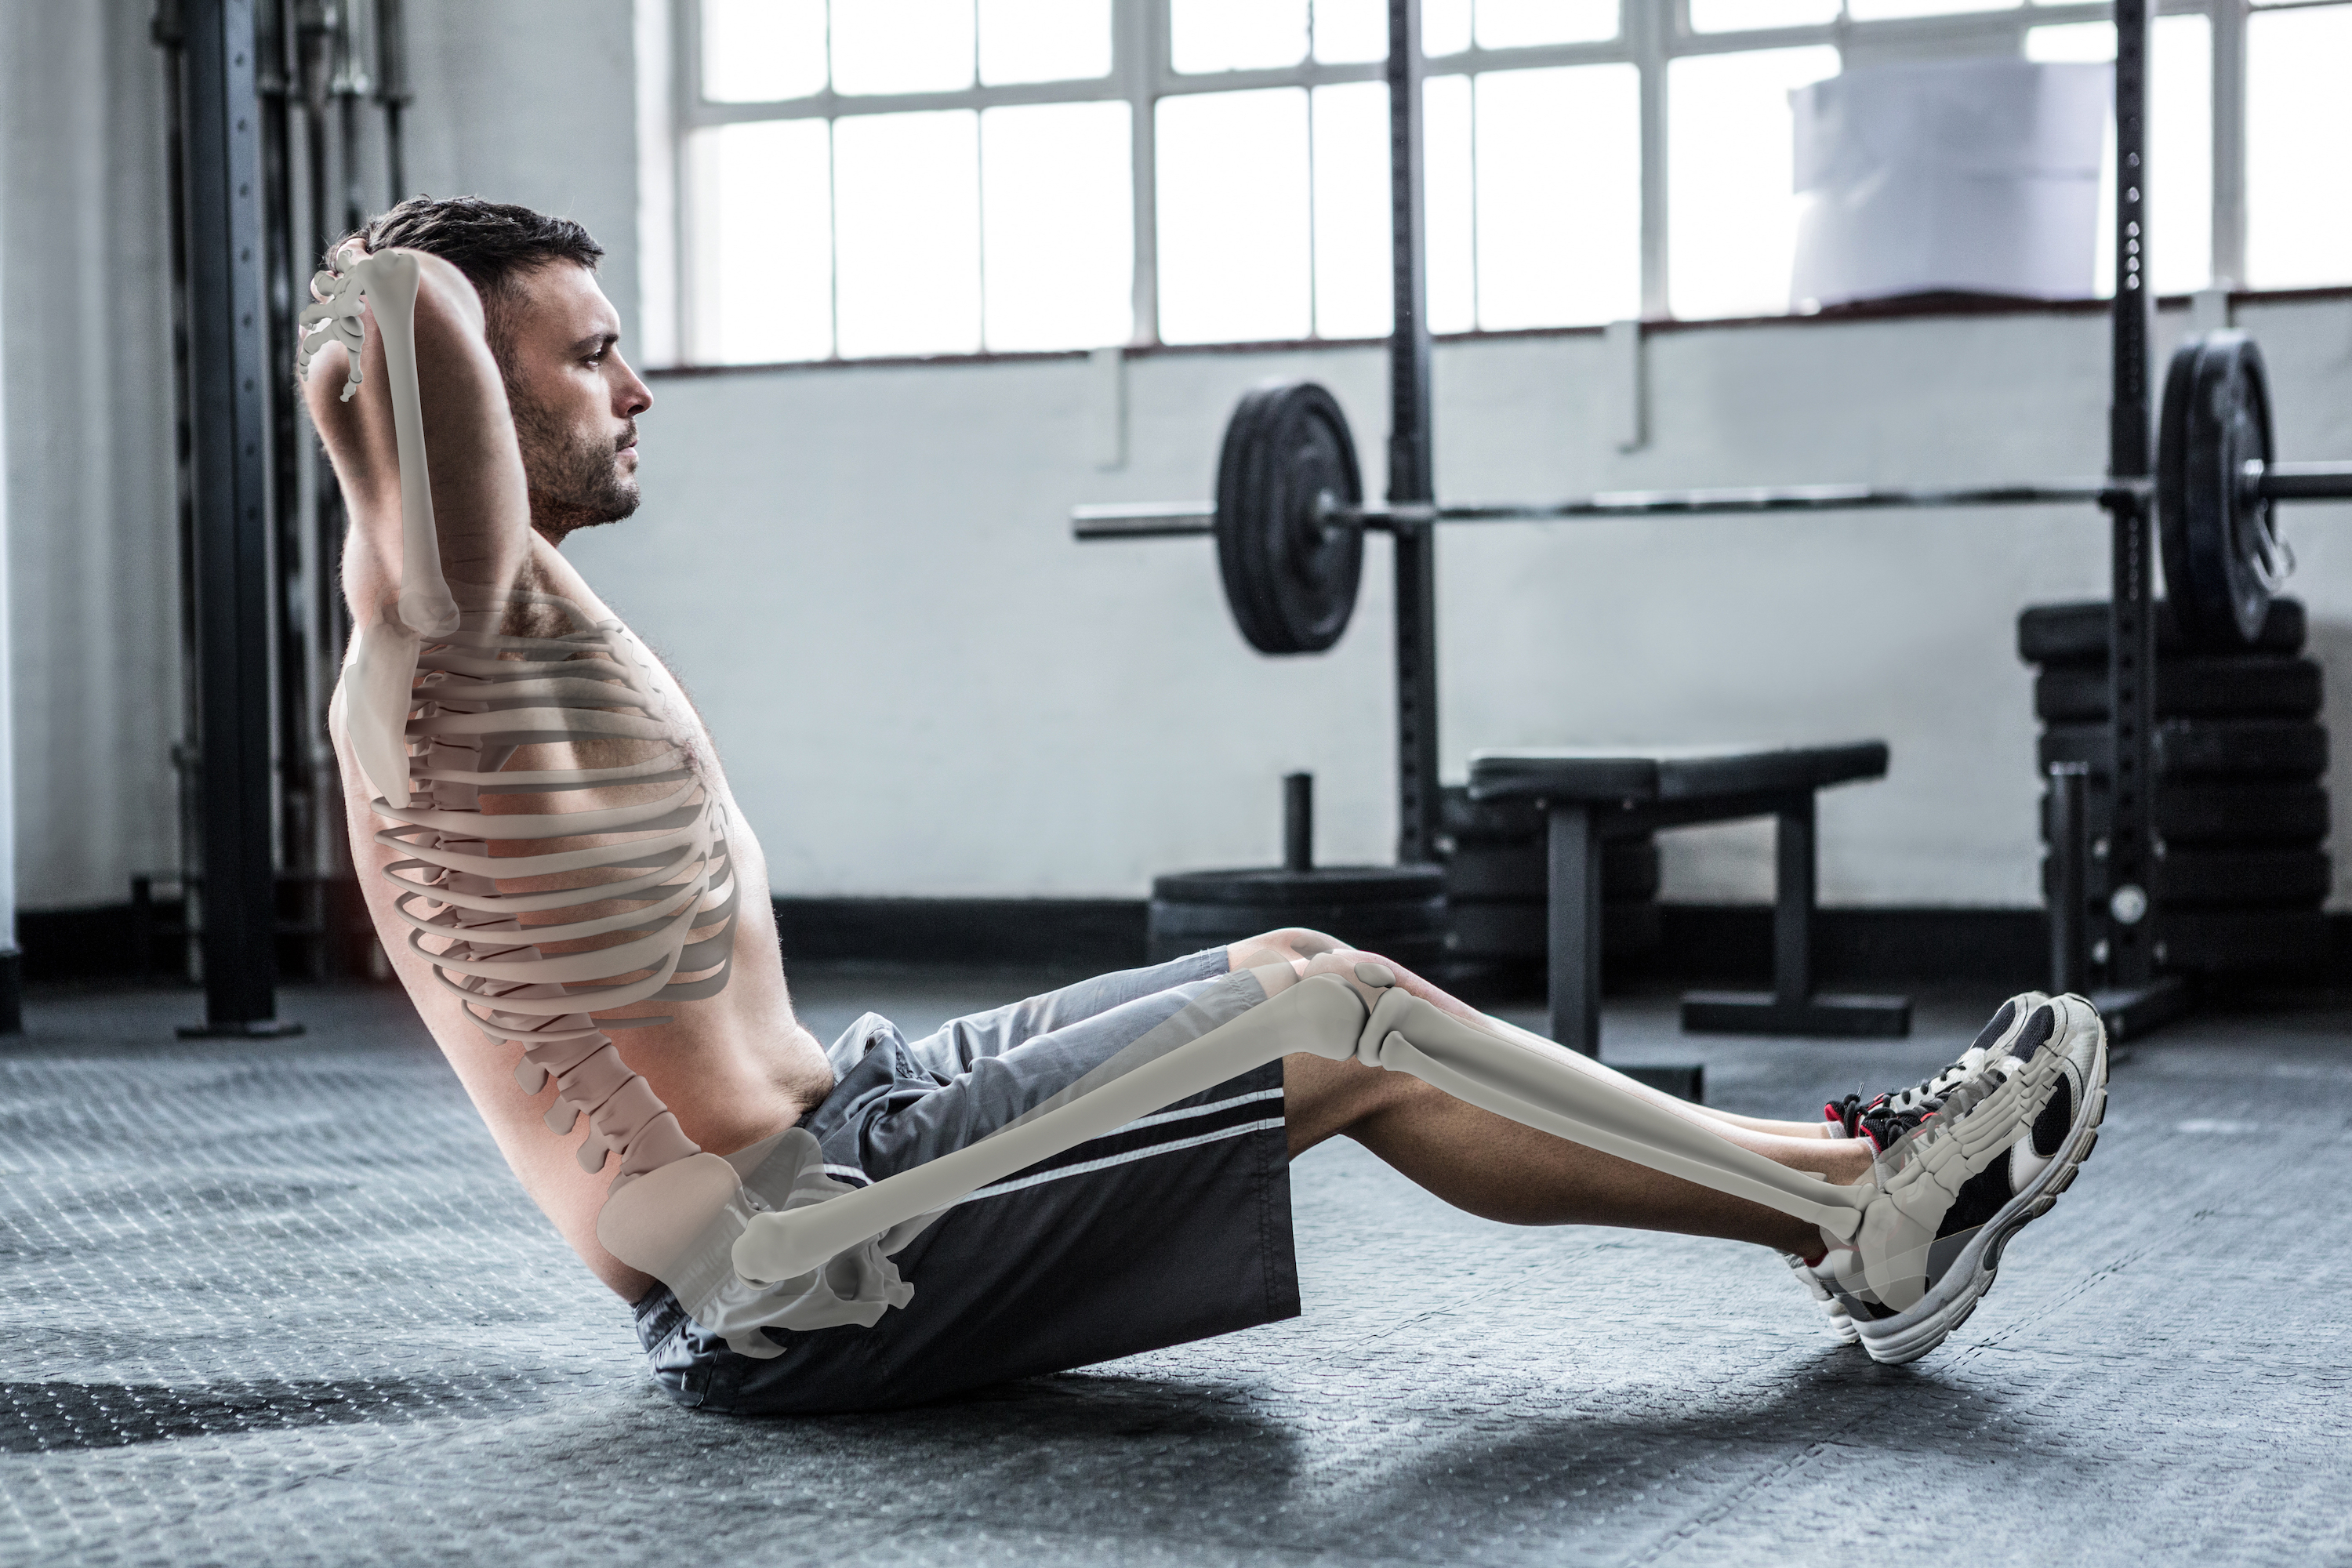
top-left (900, 947), bottom-right (1232, 1080)
top-left (644, 959), bottom-right (1301, 1413)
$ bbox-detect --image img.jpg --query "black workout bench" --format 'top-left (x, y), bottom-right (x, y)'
top-left (1467, 742), bottom-right (1912, 1098)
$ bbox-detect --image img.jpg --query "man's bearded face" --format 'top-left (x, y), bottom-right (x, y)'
top-left (492, 260), bottom-right (652, 545)
top-left (511, 381), bottom-right (640, 540)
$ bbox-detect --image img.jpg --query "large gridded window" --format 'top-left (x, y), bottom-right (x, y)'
top-left (672, 0), bottom-right (2352, 366)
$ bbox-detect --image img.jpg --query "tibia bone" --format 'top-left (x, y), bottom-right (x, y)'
top-left (1350, 990), bottom-right (1865, 1233)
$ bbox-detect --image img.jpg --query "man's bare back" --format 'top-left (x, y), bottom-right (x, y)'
top-left (304, 241), bottom-right (831, 1299)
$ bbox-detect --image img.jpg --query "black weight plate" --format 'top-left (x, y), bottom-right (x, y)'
top-left (2157, 906), bottom-right (2328, 973)
top-left (2038, 718), bottom-right (2328, 779)
top-left (1214, 381), bottom-right (1363, 655)
top-left (1445, 840), bottom-right (1660, 901)
top-left (1147, 899), bottom-right (1445, 939)
top-left (1151, 864), bottom-right (1444, 906)
top-left (1147, 893), bottom-right (1445, 967)
top-left (2041, 779), bottom-right (2330, 845)
top-left (2016, 597), bottom-right (2305, 663)
top-left (2034, 655), bottom-right (2321, 722)
top-left (2158, 332), bottom-right (2283, 650)
top-left (2041, 846), bottom-right (2332, 906)
top-left (1446, 898), bottom-right (1661, 961)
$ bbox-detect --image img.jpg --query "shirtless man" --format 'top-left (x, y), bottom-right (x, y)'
top-left (304, 197), bottom-right (2107, 1414)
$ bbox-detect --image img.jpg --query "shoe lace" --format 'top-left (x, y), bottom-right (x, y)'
top-left (1883, 1047), bottom-right (1987, 1114)
top-left (1873, 1062), bottom-right (2014, 1156)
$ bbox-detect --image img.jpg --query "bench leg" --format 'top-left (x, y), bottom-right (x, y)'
top-left (1548, 804), bottom-right (1705, 1102)
top-left (1774, 797), bottom-right (1817, 1008)
top-left (1545, 804), bottom-right (1600, 1059)
top-left (1681, 793), bottom-right (1913, 1040)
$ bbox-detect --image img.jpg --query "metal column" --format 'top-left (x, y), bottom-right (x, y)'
top-left (2097, 0), bottom-right (2186, 1036)
top-left (180, 0), bottom-right (299, 1036)
top-left (1387, 0), bottom-right (1441, 864)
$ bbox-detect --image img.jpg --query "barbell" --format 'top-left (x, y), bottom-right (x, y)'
top-left (1075, 332), bottom-right (2352, 656)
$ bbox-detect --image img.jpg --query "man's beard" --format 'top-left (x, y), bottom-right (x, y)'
top-left (511, 387), bottom-right (641, 542)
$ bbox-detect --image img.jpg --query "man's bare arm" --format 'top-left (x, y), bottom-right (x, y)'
top-left (301, 247), bottom-right (534, 630)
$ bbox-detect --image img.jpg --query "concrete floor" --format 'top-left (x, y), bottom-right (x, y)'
top-left (2, 969), bottom-right (2348, 1567)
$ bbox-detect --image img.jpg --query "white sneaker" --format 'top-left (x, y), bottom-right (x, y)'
top-left (1788, 991), bottom-right (2053, 1340)
top-left (1822, 994), bottom-right (2109, 1365)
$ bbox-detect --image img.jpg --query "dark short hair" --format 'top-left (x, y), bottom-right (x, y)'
top-left (335, 195), bottom-right (603, 346)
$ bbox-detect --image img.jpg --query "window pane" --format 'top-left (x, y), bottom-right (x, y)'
top-left (830, 0), bottom-right (975, 95)
top-left (2027, 16), bottom-right (2211, 297)
top-left (1476, 64), bottom-right (1639, 328)
top-left (1690, 0), bottom-right (1839, 31)
top-left (1171, 0), bottom-right (1308, 73)
top-left (1157, 89), bottom-right (1312, 343)
top-left (833, 111), bottom-right (981, 356)
top-left (1668, 45), bottom-right (1840, 320)
top-left (2248, 5), bottom-right (2352, 290)
top-left (1424, 0), bottom-right (1472, 57)
top-left (979, 0), bottom-right (1110, 84)
top-left (1475, 0), bottom-right (1614, 49)
top-left (1847, 0), bottom-right (2017, 19)
top-left (982, 102), bottom-right (1133, 350)
top-left (690, 121), bottom-right (832, 362)
top-left (1313, 0), bottom-right (1388, 64)
top-left (701, 0), bottom-right (826, 103)
top-left (1423, 73), bottom-right (1475, 333)
top-left (1312, 82), bottom-right (1392, 338)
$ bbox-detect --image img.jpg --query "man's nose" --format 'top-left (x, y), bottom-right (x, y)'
top-left (618, 362), bottom-right (653, 419)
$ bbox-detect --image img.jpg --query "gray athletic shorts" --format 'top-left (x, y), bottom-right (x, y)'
top-left (631, 949), bottom-right (1301, 1414)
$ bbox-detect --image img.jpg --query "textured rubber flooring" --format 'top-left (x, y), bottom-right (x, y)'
top-left (3, 973), bottom-right (2348, 1567)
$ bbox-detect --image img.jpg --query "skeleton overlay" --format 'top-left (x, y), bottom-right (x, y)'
top-left (307, 246), bottom-right (2045, 1367)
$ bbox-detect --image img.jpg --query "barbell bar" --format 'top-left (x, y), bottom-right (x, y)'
top-left (1074, 479), bottom-right (2153, 539)
top-left (1075, 332), bottom-right (2352, 656)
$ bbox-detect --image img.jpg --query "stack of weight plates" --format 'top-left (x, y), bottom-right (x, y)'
top-left (2020, 597), bottom-right (2332, 975)
top-left (1147, 863), bottom-right (1447, 968)
top-left (1437, 786), bottom-right (1663, 979)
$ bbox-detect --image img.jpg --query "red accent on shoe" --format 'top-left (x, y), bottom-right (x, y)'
top-left (1799, 1246), bottom-right (1828, 1267)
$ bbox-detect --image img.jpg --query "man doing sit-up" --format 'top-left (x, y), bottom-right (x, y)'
top-left (304, 196), bottom-right (2107, 1416)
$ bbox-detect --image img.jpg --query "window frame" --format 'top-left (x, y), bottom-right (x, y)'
top-left (657, 0), bottom-right (2311, 366)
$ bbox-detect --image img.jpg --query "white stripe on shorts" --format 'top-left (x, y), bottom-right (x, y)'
top-left (956, 1109), bottom-right (1287, 1206)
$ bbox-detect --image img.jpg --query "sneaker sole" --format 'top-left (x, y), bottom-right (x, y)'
top-left (1849, 1002), bottom-right (2110, 1366)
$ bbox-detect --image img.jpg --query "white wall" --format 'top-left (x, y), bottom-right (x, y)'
top-left (578, 296), bottom-right (2352, 907)
top-left (401, 0), bottom-right (641, 349)
top-left (5, 0), bottom-right (2347, 918)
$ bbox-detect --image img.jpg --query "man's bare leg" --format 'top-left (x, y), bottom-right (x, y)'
top-left (1282, 1050), bottom-right (1856, 1257)
top-left (1230, 927), bottom-right (1857, 1250)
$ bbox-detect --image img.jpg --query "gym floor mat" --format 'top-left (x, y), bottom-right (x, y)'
top-left (4, 975), bottom-right (2347, 1566)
